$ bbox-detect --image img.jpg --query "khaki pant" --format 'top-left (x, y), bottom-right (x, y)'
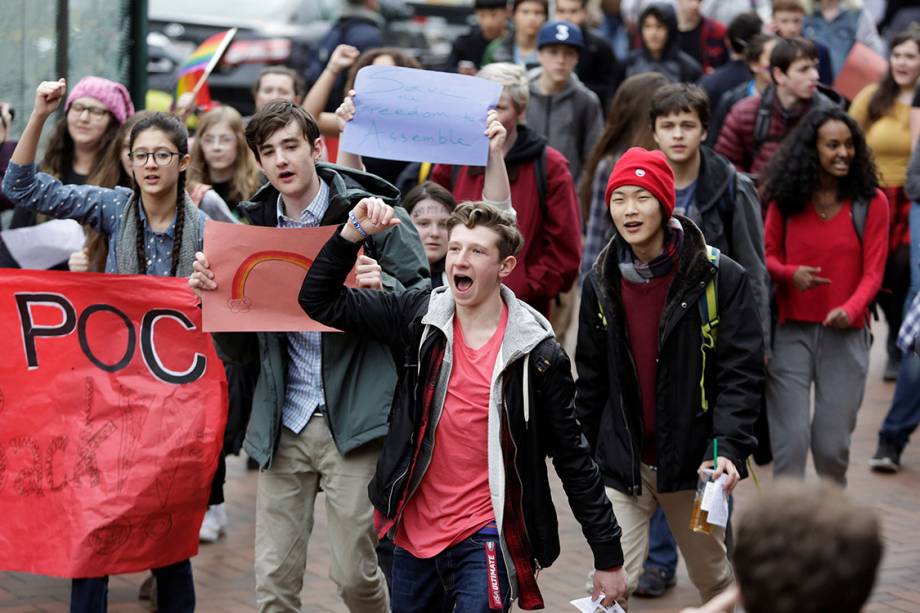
top-left (605, 464), bottom-right (733, 605)
top-left (254, 416), bottom-right (389, 613)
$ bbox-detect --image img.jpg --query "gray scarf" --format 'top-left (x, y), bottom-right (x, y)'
top-left (116, 193), bottom-right (199, 277)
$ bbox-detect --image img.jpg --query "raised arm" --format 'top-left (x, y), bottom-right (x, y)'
top-left (11, 79), bottom-right (66, 166)
top-left (2, 79), bottom-right (123, 234)
top-left (304, 44), bottom-right (360, 137)
top-left (482, 110), bottom-right (512, 210)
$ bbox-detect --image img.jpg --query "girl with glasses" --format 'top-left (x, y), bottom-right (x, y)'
top-left (2, 79), bottom-right (208, 612)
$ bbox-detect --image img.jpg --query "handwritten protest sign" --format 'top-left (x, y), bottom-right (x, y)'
top-left (340, 65), bottom-right (503, 166)
top-left (0, 270), bottom-right (227, 578)
top-left (202, 221), bottom-right (357, 332)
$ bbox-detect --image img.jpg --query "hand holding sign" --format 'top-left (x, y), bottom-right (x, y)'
top-left (340, 65), bottom-right (502, 166)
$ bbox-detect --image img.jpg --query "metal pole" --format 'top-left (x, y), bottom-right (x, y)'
top-left (55, 0), bottom-right (68, 79)
top-left (129, 0), bottom-right (149, 110)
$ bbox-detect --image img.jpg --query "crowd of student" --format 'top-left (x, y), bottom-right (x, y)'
top-left (1, 0), bottom-right (919, 612)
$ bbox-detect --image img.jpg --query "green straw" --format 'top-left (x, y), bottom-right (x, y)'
top-left (713, 439), bottom-right (718, 472)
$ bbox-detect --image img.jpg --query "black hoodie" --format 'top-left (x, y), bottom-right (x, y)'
top-left (619, 3), bottom-right (702, 86)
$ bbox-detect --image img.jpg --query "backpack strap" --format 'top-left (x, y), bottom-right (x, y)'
top-left (752, 89), bottom-right (773, 159)
top-left (850, 195), bottom-right (869, 245)
top-left (698, 245), bottom-right (721, 412)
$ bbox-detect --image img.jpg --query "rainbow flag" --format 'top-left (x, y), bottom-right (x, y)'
top-left (175, 29), bottom-right (235, 111)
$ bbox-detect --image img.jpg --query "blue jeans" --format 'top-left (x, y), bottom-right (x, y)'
top-left (644, 507), bottom-right (678, 577)
top-left (391, 534), bottom-right (511, 613)
top-left (70, 559), bottom-right (195, 613)
top-left (879, 202), bottom-right (920, 450)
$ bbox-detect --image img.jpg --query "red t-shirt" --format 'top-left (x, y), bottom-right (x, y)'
top-left (395, 304), bottom-right (508, 558)
top-left (620, 270), bottom-right (676, 466)
top-left (765, 191), bottom-right (889, 328)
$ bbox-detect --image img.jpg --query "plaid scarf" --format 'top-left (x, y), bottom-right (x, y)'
top-left (617, 217), bottom-right (683, 283)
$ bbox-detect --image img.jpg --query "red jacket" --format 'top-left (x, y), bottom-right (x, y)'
top-left (431, 125), bottom-right (582, 315)
top-left (699, 17), bottom-right (729, 73)
top-left (715, 88), bottom-right (832, 179)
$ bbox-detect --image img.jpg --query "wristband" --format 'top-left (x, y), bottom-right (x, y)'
top-left (347, 210), bottom-right (368, 238)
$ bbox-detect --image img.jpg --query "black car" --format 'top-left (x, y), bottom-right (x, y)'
top-left (149, 0), bottom-right (339, 116)
top-left (149, 0), bottom-right (459, 116)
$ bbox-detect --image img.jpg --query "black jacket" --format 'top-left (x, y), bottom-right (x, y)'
top-left (575, 215), bottom-right (763, 495)
top-left (619, 4), bottom-right (702, 87)
top-left (300, 232), bottom-right (624, 602)
top-left (576, 28), bottom-right (620, 115)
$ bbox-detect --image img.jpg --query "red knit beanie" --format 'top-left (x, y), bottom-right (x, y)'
top-left (604, 147), bottom-right (676, 217)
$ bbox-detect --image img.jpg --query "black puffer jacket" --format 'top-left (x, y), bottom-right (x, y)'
top-left (575, 215), bottom-right (763, 495)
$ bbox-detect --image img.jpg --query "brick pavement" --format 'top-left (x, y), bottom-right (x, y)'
top-left (2, 330), bottom-right (920, 612)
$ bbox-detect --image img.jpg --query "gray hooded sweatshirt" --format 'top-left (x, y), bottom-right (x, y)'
top-left (526, 70), bottom-right (604, 185)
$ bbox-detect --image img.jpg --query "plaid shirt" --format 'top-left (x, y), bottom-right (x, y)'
top-left (581, 156), bottom-right (615, 281)
top-left (277, 180), bottom-right (330, 433)
top-left (898, 291), bottom-right (920, 355)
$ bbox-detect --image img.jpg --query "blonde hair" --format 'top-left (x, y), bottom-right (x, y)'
top-left (477, 63), bottom-right (530, 115)
top-left (189, 106), bottom-right (261, 206)
top-left (447, 201), bottom-right (524, 259)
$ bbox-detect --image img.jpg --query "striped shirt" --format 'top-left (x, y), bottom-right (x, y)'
top-left (277, 180), bottom-right (330, 433)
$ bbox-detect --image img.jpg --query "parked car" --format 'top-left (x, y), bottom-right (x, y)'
top-left (148, 0), bottom-right (464, 116)
top-left (149, 0), bottom-right (339, 115)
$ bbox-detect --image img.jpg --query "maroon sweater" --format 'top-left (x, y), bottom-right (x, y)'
top-left (621, 268), bottom-right (676, 466)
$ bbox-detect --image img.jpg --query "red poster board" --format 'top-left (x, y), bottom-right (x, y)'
top-left (834, 42), bottom-right (888, 101)
top-left (202, 221), bottom-right (356, 332)
top-left (0, 270), bottom-right (227, 578)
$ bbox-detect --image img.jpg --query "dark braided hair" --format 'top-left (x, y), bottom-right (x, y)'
top-left (127, 112), bottom-right (189, 276)
top-left (762, 107), bottom-right (878, 218)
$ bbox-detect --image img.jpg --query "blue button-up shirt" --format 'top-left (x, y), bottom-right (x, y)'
top-left (1, 162), bottom-right (205, 275)
top-left (277, 180), bottom-right (330, 433)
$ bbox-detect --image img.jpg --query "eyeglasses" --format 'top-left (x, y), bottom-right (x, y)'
top-left (69, 102), bottom-right (110, 120)
top-left (201, 135), bottom-right (235, 147)
top-left (129, 150), bottom-right (180, 166)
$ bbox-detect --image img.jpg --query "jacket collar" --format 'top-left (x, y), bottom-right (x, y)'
top-left (593, 214), bottom-right (715, 297)
top-left (421, 285), bottom-right (554, 366)
top-left (694, 146), bottom-right (734, 215)
top-left (237, 162), bottom-right (400, 228)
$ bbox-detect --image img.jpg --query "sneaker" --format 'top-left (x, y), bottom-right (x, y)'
top-left (199, 503), bottom-right (227, 543)
top-left (634, 567), bottom-right (676, 598)
top-left (883, 356), bottom-right (901, 382)
top-left (869, 440), bottom-right (902, 473)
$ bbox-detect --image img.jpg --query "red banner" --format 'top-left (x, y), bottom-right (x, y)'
top-left (0, 270), bottom-right (227, 578)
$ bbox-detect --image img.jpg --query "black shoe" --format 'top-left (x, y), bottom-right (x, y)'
top-left (883, 356), bottom-right (901, 381)
top-left (634, 567), bottom-right (676, 598)
top-left (869, 440), bottom-right (902, 473)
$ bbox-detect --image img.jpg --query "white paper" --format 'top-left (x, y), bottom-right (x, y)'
top-left (706, 475), bottom-right (730, 528)
top-left (570, 596), bottom-right (626, 613)
top-left (700, 480), bottom-right (716, 512)
top-left (2, 219), bottom-right (86, 269)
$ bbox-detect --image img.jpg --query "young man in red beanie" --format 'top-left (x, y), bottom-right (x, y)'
top-left (574, 147), bottom-right (763, 604)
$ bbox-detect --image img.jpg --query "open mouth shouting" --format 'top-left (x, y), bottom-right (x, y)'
top-left (453, 274), bottom-right (474, 295)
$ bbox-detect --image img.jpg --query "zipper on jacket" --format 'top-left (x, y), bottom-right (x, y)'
top-left (387, 326), bottom-right (435, 517)
top-left (502, 391), bottom-right (540, 584)
top-left (591, 272), bottom-right (642, 496)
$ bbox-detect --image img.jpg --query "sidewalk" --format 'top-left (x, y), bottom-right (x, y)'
top-left (2, 332), bottom-right (919, 612)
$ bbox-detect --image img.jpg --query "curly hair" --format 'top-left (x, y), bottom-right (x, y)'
top-left (761, 107), bottom-right (878, 217)
top-left (189, 106), bottom-right (262, 207)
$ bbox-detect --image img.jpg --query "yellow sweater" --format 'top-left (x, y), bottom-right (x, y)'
top-left (849, 84), bottom-right (912, 188)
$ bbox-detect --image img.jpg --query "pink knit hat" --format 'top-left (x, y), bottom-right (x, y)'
top-left (65, 77), bottom-right (135, 124)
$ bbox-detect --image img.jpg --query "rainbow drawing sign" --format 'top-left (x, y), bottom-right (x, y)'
top-left (202, 222), bottom-right (356, 332)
